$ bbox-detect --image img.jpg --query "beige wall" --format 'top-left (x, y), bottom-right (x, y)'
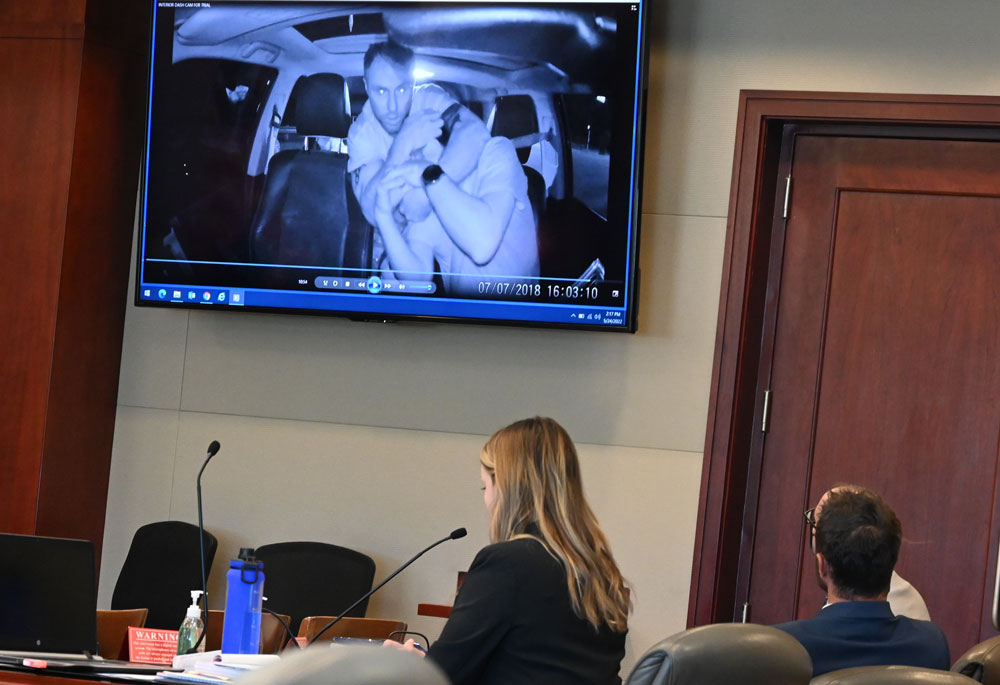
top-left (101, 0), bottom-right (1000, 674)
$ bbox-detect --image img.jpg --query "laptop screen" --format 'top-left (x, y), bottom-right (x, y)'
top-left (0, 533), bottom-right (98, 655)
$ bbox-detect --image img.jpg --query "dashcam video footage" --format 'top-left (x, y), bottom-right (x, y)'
top-left (141, 1), bottom-right (642, 305)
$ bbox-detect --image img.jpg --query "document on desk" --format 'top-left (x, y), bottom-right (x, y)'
top-left (155, 659), bottom-right (260, 683)
top-left (99, 675), bottom-right (160, 681)
top-left (155, 672), bottom-right (235, 684)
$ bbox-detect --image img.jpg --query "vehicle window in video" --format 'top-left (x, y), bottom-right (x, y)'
top-left (145, 59), bottom-right (276, 270)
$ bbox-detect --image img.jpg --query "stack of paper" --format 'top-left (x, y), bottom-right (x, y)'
top-left (155, 653), bottom-right (280, 683)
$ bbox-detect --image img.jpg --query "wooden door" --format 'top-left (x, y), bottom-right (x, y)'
top-left (736, 131), bottom-right (1000, 656)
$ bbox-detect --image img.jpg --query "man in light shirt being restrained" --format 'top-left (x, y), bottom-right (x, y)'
top-left (347, 40), bottom-right (538, 293)
top-left (348, 40), bottom-right (476, 228)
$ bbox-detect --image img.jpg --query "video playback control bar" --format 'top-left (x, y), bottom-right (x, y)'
top-left (314, 275), bottom-right (436, 295)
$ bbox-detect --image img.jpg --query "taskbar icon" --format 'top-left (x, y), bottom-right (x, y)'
top-left (144, 286), bottom-right (241, 306)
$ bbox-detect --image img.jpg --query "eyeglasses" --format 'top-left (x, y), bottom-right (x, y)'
top-left (803, 507), bottom-right (817, 530)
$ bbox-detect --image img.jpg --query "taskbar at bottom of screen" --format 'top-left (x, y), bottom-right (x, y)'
top-left (138, 284), bottom-right (631, 328)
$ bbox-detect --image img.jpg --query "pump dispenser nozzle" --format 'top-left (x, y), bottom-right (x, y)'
top-left (187, 590), bottom-right (204, 618)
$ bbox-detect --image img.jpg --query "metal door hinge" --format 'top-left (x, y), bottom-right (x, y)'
top-left (761, 390), bottom-right (772, 433)
top-left (783, 175), bottom-right (792, 218)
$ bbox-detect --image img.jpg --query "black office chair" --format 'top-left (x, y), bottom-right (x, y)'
top-left (111, 521), bottom-right (218, 629)
top-left (249, 72), bottom-right (371, 273)
top-left (253, 541), bottom-right (376, 635)
top-left (625, 623), bottom-right (813, 685)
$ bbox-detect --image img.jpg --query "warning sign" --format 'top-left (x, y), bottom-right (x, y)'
top-left (127, 627), bottom-right (179, 664)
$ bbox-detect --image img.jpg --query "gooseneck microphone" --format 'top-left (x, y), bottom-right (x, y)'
top-left (188, 440), bottom-right (221, 654)
top-left (307, 527), bottom-right (468, 645)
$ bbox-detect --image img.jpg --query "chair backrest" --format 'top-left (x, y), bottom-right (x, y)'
top-left (111, 521), bottom-right (218, 629)
top-left (297, 616), bottom-right (407, 644)
top-left (249, 72), bottom-right (371, 272)
top-left (811, 666), bottom-right (980, 684)
top-left (953, 635), bottom-right (1000, 684)
top-left (261, 612), bottom-right (294, 654)
top-left (237, 642), bottom-right (449, 685)
top-left (96, 608), bottom-right (148, 660)
top-left (490, 94), bottom-right (540, 165)
top-left (204, 609), bottom-right (291, 654)
top-left (253, 541), bottom-right (375, 635)
top-left (205, 609), bottom-right (224, 652)
top-left (489, 93), bottom-right (547, 225)
top-left (625, 623), bottom-right (813, 685)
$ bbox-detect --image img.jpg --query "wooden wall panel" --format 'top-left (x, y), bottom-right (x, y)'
top-left (0, 0), bottom-right (86, 39)
top-left (37, 0), bottom-right (150, 548)
top-left (0, 15), bottom-right (83, 534)
top-left (0, 0), bottom-right (149, 560)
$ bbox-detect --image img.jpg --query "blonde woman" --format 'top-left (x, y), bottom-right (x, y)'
top-left (394, 417), bottom-right (631, 684)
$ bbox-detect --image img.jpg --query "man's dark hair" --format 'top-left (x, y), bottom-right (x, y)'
top-left (363, 40), bottom-right (416, 73)
top-left (815, 487), bottom-right (901, 600)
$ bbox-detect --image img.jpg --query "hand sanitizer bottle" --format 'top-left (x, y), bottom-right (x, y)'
top-left (176, 590), bottom-right (205, 655)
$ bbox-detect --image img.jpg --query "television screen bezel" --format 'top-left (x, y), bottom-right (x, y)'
top-left (134, 0), bottom-right (650, 333)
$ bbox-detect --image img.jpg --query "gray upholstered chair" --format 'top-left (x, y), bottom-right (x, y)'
top-left (811, 665), bottom-right (979, 684)
top-left (953, 636), bottom-right (1000, 684)
top-left (237, 643), bottom-right (448, 685)
top-left (625, 623), bottom-right (812, 685)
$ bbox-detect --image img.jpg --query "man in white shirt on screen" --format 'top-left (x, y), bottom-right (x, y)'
top-left (347, 40), bottom-right (467, 226)
top-left (347, 40), bottom-right (538, 293)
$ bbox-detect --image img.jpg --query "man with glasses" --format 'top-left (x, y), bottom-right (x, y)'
top-left (776, 486), bottom-right (949, 677)
top-left (805, 487), bottom-right (931, 621)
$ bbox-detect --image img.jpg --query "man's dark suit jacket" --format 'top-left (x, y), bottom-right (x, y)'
top-left (774, 601), bottom-right (950, 677)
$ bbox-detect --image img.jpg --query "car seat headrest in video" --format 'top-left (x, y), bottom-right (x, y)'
top-left (287, 73), bottom-right (352, 138)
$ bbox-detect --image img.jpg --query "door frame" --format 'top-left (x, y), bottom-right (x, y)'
top-left (688, 90), bottom-right (1000, 627)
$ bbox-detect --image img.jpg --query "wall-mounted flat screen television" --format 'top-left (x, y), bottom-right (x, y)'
top-left (136, 0), bottom-right (648, 331)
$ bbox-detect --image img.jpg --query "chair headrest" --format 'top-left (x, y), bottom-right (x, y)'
top-left (952, 635), bottom-right (1000, 685)
top-left (287, 73), bottom-right (352, 138)
top-left (490, 94), bottom-right (540, 164)
top-left (811, 665), bottom-right (979, 684)
top-left (490, 94), bottom-right (539, 140)
top-left (625, 623), bottom-right (812, 685)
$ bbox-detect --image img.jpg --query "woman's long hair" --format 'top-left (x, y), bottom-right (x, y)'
top-left (481, 417), bottom-right (630, 632)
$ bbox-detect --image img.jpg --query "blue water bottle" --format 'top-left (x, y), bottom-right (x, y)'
top-left (221, 548), bottom-right (265, 654)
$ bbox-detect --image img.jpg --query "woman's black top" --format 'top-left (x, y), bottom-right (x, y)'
top-left (428, 537), bottom-right (626, 684)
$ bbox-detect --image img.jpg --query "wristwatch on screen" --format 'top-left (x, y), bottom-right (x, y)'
top-left (421, 164), bottom-right (445, 187)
